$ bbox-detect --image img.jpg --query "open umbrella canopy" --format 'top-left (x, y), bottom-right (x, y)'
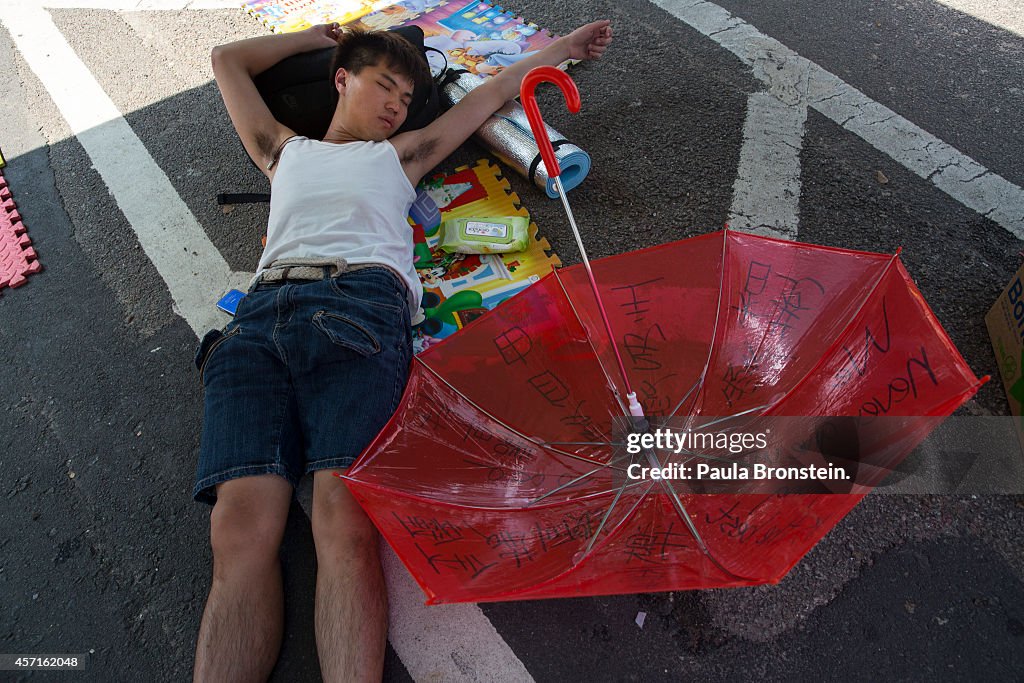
top-left (344, 230), bottom-right (983, 604)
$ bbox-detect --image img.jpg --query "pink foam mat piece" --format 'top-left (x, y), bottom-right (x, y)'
top-left (0, 171), bottom-right (42, 292)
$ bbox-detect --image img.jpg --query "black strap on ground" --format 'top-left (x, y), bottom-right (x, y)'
top-left (217, 192), bottom-right (271, 205)
top-left (528, 139), bottom-right (570, 184)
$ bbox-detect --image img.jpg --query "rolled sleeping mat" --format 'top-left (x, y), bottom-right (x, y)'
top-left (441, 71), bottom-right (591, 198)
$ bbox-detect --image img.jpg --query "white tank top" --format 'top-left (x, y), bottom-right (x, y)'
top-left (258, 137), bottom-right (421, 311)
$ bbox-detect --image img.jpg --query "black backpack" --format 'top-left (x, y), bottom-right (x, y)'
top-left (219, 25), bottom-right (453, 205)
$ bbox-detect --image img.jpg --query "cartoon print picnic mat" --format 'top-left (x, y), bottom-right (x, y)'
top-left (242, 0), bottom-right (390, 34)
top-left (410, 159), bottom-right (559, 353)
top-left (243, 0), bottom-right (560, 79)
top-left (352, 1), bottom-right (559, 78)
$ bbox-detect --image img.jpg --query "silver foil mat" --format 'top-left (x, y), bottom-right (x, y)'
top-left (441, 71), bottom-right (591, 198)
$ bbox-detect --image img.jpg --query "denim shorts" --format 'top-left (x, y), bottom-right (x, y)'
top-left (192, 267), bottom-right (413, 504)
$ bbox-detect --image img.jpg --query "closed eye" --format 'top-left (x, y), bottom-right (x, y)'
top-left (379, 74), bottom-right (413, 107)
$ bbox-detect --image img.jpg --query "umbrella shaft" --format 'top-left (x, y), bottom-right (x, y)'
top-left (554, 176), bottom-right (635, 402)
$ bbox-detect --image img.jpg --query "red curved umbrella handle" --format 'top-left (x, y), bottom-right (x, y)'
top-left (520, 66), bottom-right (580, 179)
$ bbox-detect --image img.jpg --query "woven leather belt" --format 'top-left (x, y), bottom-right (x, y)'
top-left (251, 257), bottom-right (380, 287)
top-left (251, 259), bottom-right (417, 322)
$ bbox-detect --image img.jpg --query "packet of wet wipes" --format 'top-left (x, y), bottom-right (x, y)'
top-left (439, 216), bottom-right (530, 254)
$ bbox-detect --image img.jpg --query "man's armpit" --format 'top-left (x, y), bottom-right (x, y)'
top-left (400, 136), bottom-right (438, 165)
top-left (254, 129), bottom-right (278, 167)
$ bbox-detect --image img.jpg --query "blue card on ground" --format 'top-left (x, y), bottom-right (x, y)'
top-left (216, 289), bottom-right (245, 315)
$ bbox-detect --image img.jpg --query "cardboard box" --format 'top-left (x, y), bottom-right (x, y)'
top-left (985, 262), bottom-right (1024, 430)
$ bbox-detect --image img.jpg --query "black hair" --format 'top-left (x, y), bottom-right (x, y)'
top-left (329, 28), bottom-right (432, 100)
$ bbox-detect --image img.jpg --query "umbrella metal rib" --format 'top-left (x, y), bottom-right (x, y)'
top-left (415, 358), bottom-right (629, 472)
top-left (644, 437), bottom-right (759, 582)
top-left (750, 251), bottom-right (902, 416)
top-left (553, 176), bottom-right (638, 410)
top-left (552, 268), bottom-right (628, 422)
top-left (657, 475), bottom-right (757, 582)
top-left (666, 230), bottom-right (731, 422)
top-left (666, 374), bottom-right (704, 425)
top-left (527, 449), bottom-right (642, 506)
top-left (574, 477), bottom-right (659, 564)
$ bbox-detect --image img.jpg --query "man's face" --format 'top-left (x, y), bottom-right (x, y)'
top-left (336, 62), bottom-right (416, 141)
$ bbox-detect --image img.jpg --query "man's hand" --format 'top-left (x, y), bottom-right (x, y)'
top-left (562, 20), bottom-right (613, 61)
top-left (304, 22), bottom-right (343, 49)
top-left (394, 17), bottom-right (614, 186)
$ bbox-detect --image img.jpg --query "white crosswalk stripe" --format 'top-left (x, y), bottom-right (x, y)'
top-left (653, 0), bottom-right (1024, 240)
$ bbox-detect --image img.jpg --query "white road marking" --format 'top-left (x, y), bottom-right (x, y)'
top-left (383, 550), bottom-right (535, 682)
top-left (729, 92), bottom-right (806, 239)
top-left (3, 3), bottom-right (535, 681)
top-left (0, 3), bottom-right (251, 337)
top-left (934, 0), bottom-right (1024, 37)
top-left (806, 71), bottom-right (1024, 235)
top-left (725, 14), bottom-right (812, 239)
top-left (653, 0), bottom-right (1024, 241)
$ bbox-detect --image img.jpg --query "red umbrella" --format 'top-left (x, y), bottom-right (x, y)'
top-left (342, 70), bottom-right (984, 604)
top-left (344, 230), bottom-right (983, 603)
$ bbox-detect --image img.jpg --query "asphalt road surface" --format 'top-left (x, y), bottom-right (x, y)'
top-left (1, 0), bottom-right (1022, 680)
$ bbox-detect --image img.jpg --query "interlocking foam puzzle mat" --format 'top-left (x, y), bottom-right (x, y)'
top-left (411, 159), bottom-right (559, 352)
top-left (0, 172), bottom-right (42, 293)
top-left (242, 0), bottom-right (560, 79)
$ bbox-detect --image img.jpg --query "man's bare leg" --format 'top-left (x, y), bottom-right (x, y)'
top-left (311, 469), bottom-right (387, 683)
top-left (194, 474), bottom-right (293, 682)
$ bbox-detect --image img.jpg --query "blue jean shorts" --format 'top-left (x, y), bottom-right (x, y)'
top-left (192, 267), bottom-right (413, 504)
